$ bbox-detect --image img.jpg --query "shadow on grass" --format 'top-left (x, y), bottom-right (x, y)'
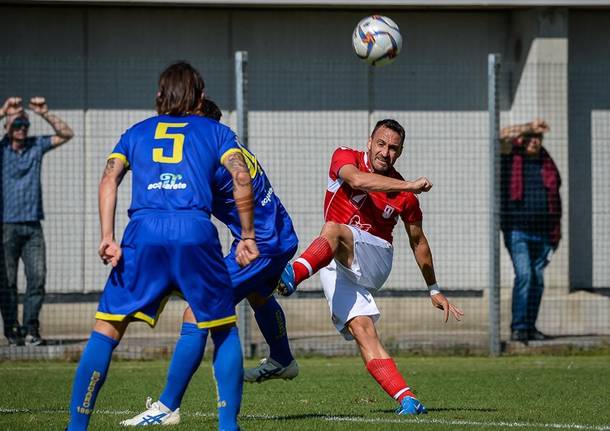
top-left (245, 413), bottom-right (368, 421)
top-left (373, 407), bottom-right (499, 414)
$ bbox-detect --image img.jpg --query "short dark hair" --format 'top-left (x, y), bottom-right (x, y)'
top-left (202, 99), bottom-right (222, 121)
top-left (155, 61), bottom-right (205, 116)
top-left (371, 119), bottom-right (405, 146)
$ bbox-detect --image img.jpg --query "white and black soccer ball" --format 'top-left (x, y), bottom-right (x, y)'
top-left (352, 15), bottom-right (402, 67)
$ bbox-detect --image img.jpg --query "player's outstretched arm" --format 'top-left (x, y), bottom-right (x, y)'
top-left (222, 150), bottom-right (259, 266)
top-left (404, 220), bottom-right (464, 322)
top-left (98, 157), bottom-right (127, 267)
top-left (338, 164), bottom-right (432, 194)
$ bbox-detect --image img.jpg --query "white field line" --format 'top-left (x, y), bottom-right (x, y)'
top-left (1, 407), bottom-right (609, 430)
top-left (0, 364), bottom-right (170, 371)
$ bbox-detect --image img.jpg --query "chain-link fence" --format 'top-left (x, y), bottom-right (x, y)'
top-left (0, 53), bottom-right (608, 359)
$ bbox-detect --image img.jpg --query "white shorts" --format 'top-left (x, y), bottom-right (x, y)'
top-left (320, 225), bottom-right (393, 340)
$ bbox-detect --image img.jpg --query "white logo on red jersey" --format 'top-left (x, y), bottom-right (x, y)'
top-left (348, 215), bottom-right (372, 232)
top-left (382, 205), bottom-right (395, 219)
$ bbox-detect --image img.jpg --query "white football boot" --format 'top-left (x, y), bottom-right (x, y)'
top-left (244, 357), bottom-right (299, 383)
top-left (120, 397), bottom-right (180, 426)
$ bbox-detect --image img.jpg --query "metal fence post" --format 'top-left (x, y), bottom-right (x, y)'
top-left (235, 50), bottom-right (252, 358)
top-left (488, 53), bottom-right (502, 357)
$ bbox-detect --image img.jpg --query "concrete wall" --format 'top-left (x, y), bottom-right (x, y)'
top-left (500, 8), bottom-right (570, 290)
top-left (1, 5), bottom-right (607, 296)
top-left (569, 10), bottom-right (610, 289)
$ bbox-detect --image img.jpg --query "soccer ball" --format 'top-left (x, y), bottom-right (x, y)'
top-left (352, 15), bottom-right (402, 67)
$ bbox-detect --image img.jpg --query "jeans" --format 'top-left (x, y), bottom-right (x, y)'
top-left (0, 222), bottom-right (46, 335)
top-left (504, 229), bottom-right (552, 332)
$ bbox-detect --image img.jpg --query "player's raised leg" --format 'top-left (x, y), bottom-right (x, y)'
top-left (244, 293), bottom-right (298, 382)
top-left (347, 316), bottom-right (427, 415)
top-left (67, 319), bottom-right (127, 430)
top-left (278, 221), bottom-right (353, 296)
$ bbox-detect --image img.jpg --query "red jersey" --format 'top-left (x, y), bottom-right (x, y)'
top-left (324, 147), bottom-right (423, 244)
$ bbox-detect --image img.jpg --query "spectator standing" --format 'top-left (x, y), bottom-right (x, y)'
top-left (0, 96), bottom-right (74, 346)
top-left (500, 119), bottom-right (561, 343)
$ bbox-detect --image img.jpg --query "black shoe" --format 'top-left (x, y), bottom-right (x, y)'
top-left (25, 330), bottom-right (43, 346)
top-left (528, 328), bottom-right (553, 341)
top-left (4, 325), bottom-right (24, 346)
top-left (510, 330), bottom-right (529, 344)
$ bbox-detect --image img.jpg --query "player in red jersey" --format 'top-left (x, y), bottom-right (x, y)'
top-left (277, 119), bottom-right (464, 415)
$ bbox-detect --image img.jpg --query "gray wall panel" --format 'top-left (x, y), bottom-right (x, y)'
top-left (569, 11), bottom-right (610, 289)
top-left (1, 4), bottom-right (605, 296)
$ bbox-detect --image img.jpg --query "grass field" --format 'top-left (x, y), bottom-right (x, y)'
top-left (1, 355), bottom-right (609, 430)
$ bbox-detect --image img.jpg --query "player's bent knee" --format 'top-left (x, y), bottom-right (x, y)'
top-left (182, 307), bottom-right (196, 323)
top-left (93, 318), bottom-right (127, 341)
top-left (347, 316), bottom-right (377, 339)
top-left (247, 292), bottom-right (269, 309)
top-left (320, 221), bottom-right (342, 238)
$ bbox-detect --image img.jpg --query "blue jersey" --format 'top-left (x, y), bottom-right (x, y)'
top-left (109, 115), bottom-right (240, 217)
top-left (211, 142), bottom-right (298, 257)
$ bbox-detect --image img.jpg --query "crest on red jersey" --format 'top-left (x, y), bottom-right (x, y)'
top-left (382, 205), bottom-right (396, 219)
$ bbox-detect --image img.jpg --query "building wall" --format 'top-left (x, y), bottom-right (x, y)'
top-left (569, 10), bottom-right (610, 289)
top-left (1, 5), bottom-right (606, 294)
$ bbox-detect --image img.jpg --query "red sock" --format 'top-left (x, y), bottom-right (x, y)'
top-left (366, 358), bottom-right (415, 403)
top-left (292, 237), bottom-right (334, 285)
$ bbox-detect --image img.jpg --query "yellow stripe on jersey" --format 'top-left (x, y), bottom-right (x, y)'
top-left (95, 311), bottom-right (127, 322)
top-left (197, 315), bottom-right (238, 329)
top-left (220, 148), bottom-right (242, 165)
top-left (95, 310), bottom-right (158, 328)
top-left (95, 292), bottom-right (175, 328)
top-left (220, 147), bottom-right (260, 178)
top-left (133, 312), bottom-right (156, 327)
top-left (108, 152), bottom-right (129, 168)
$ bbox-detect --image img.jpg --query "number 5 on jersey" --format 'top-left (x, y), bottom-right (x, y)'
top-left (153, 123), bottom-right (188, 163)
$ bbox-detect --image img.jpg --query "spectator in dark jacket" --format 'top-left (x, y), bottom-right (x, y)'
top-left (500, 119), bottom-right (561, 344)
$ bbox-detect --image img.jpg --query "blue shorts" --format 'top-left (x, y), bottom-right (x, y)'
top-left (97, 211), bottom-right (235, 329)
top-left (228, 244), bottom-right (298, 304)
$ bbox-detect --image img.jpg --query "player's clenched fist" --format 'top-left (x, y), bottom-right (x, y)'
top-left (411, 176), bottom-right (433, 194)
top-left (236, 238), bottom-right (259, 267)
top-left (98, 239), bottom-right (122, 267)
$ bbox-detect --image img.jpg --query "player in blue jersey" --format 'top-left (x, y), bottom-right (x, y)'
top-left (67, 63), bottom-right (258, 431)
top-left (121, 99), bottom-right (300, 427)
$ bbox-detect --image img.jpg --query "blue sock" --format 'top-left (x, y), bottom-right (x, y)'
top-left (159, 323), bottom-right (208, 410)
top-left (254, 297), bottom-right (294, 366)
top-left (211, 326), bottom-right (243, 431)
top-left (67, 331), bottom-right (118, 431)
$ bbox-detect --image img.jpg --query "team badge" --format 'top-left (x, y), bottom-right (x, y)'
top-left (382, 205), bottom-right (395, 219)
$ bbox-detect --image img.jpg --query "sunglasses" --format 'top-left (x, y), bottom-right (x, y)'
top-left (11, 118), bottom-right (30, 130)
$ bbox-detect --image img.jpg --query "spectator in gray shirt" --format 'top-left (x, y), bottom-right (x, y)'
top-left (0, 96), bottom-right (74, 346)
